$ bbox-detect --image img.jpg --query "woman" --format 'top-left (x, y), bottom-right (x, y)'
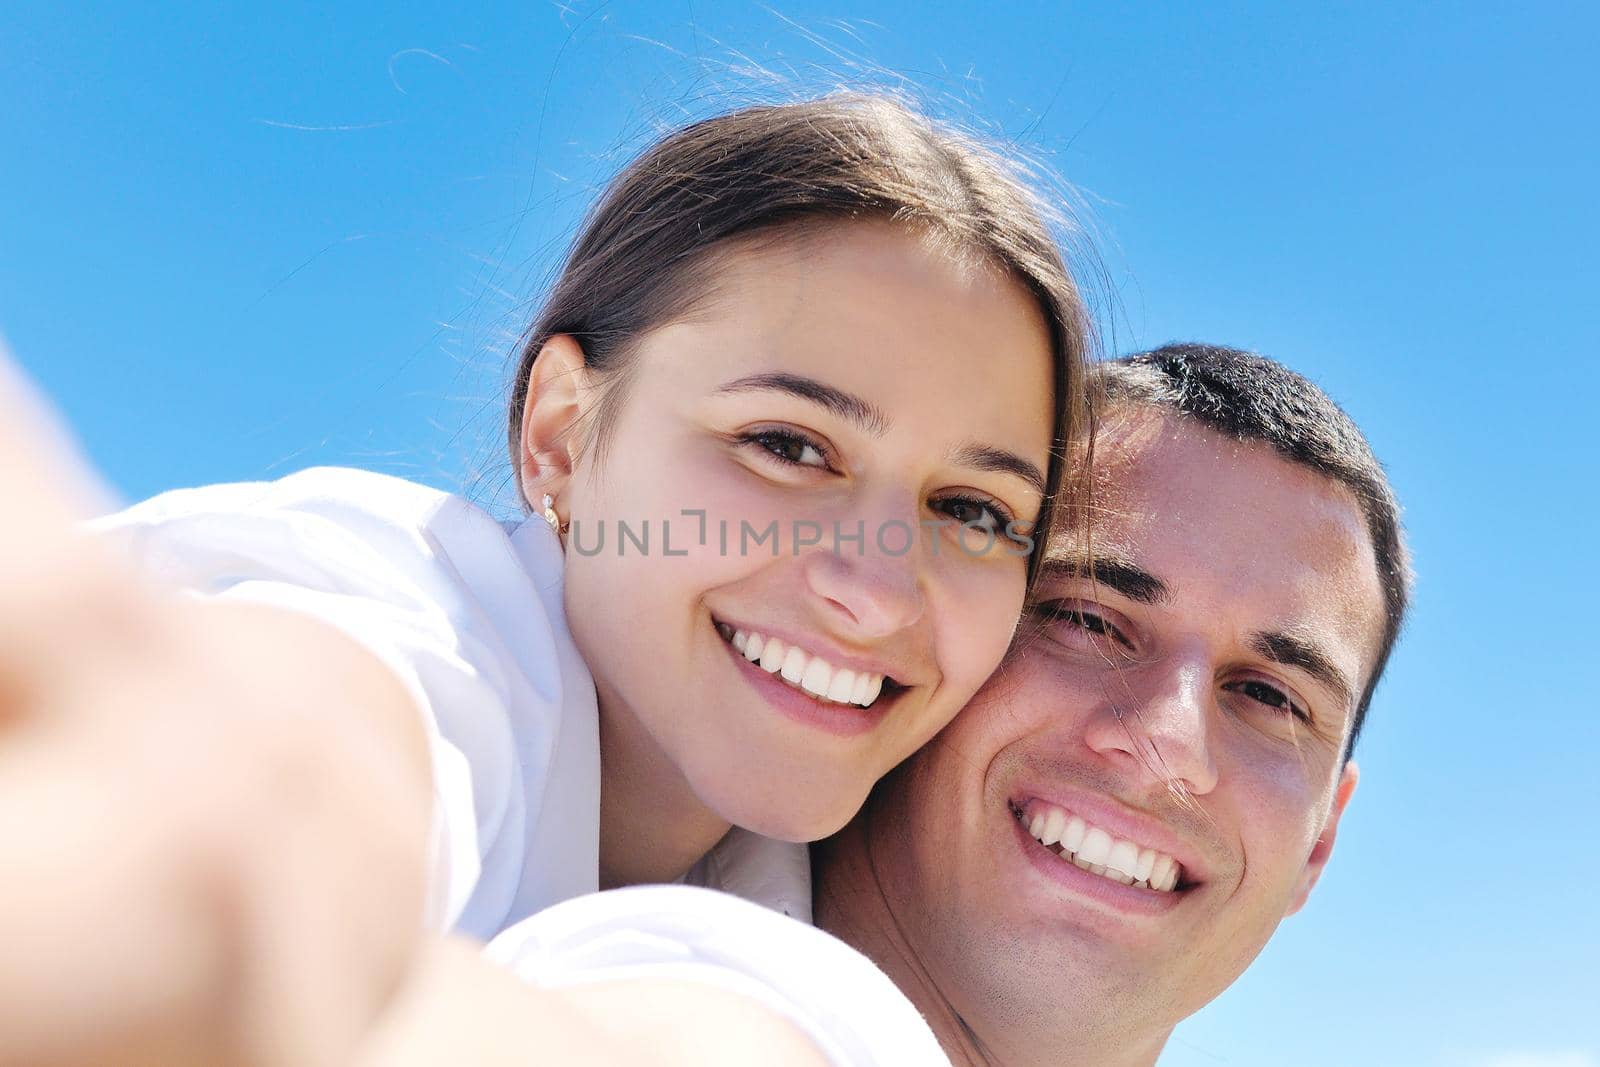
top-left (0, 93), bottom-right (1094, 1067)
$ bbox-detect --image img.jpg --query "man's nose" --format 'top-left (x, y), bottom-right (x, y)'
top-left (1083, 651), bottom-right (1220, 796)
top-left (802, 524), bottom-right (926, 640)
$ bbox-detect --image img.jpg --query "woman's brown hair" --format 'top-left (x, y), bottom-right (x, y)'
top-left (507, 92), bottom-right (1096, 581)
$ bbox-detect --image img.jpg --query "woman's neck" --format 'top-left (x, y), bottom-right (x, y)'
top-left (594, 686), bottom-right (732, 890)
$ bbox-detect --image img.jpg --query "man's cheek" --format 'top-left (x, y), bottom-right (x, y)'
top-left (1239, 812), bottom-right (1328, 918)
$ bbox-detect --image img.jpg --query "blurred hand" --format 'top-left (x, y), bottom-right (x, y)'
top-left (0, 344), bottom-right (433, 1067)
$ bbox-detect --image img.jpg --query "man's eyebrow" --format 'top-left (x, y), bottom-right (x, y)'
top-left (947, 443), bottom-right (1047, 496)
top-left (1035, 556), bottom-right (1171, 605)
top-left (1250, 631), bottom-right (1357, 711)
top-left (712, 373), bottom-right (890, 437)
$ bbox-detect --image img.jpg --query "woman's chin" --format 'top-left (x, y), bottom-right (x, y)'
top-left (703, 774), bottom-right (866, 844)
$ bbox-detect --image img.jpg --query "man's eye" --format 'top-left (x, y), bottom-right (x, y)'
top-left (1034, 601), bottom-right (1132, 650)
top-left (744, 429), bottom-right (830, 469)
top-left (1224, 679), bottom-right (1307, 721)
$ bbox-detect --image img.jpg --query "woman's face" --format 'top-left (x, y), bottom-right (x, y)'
top-left (552, 221), bottom-right (1056, 841)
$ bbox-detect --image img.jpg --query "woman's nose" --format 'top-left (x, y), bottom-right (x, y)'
top-left (802, 529), bottom-right (926, 639)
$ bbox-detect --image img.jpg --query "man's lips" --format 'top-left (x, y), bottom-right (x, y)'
top-left (1013, 798), bottom-right (1184, 892)
top-left (1007, 812), bottom-right (1191, 918)
top-left (1008, 782), bottom-right (1210, 887)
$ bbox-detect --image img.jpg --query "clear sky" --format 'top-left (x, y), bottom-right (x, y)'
top-left (4, 4), bottom-right (1596, 1065)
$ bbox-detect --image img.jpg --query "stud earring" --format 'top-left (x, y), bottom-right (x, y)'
top-left (541, 493), bottom-right (561, 533)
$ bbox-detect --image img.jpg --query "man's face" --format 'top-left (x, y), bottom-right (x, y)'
top-left (867, 409), bottom-right (1386, 1059)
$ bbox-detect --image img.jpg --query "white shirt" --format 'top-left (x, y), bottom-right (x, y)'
top-left (683, 828), bottom-right (814, 923)
top-left (485, 885), bottom-right (949, 1067)
top-left (91, 466), bottom-right (601, 939)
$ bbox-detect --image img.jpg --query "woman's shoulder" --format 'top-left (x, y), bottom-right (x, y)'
top-left (93, 465), bottom-right (550, 577)
top-left (86, 466), bottom-right (576, 683)
top-left (103, 465), bottom-right (476, 529)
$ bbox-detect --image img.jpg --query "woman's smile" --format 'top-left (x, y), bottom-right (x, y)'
top-left (712, 615), bottom-right (911, 737)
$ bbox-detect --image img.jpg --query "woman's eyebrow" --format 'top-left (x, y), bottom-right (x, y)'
top-left (948, 443), bottom-right (1046, 496)
top-left (713, 373), bottom-right (1044, 492)
top-left (712, 373), bottom-right (890, 436)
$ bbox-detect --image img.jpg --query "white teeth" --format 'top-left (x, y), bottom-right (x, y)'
top-left (780, 646), bottom-right (808, 685)
top-left (1106, 840), bottom-right (1140, 881)
top-left (1061, 815), bottom-right (1086, 854)
top-left (1041, 807), bottom-right (1065, 848)
top-left (721, 625), bottom-right (888, 708)
top-left (854, 672), bottom-right (882, 706)
top-left (851, 672), bottom-right (872, 704)
top-left (1151, 854), bottom-right (1178, 893)
top-left (800, 657), bottom-right (832, 698)
top-left (1135, 848), bottom-right (1156, 883)
top-left (1019, 801), bottom-right (1185, 894)
top-left (1078, 828), bottom-right (1112, 867)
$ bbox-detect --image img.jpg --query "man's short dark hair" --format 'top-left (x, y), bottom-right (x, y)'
top-left (1098, 342), bottom-right (1410, 757)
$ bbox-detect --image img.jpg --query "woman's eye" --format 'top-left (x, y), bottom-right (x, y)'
top-left (1224, 679), bottom-right (1307, 721)
top-left (745, 429), bottom-right (830, 469)
top-left (935, 496), bottom-right (1009, 534)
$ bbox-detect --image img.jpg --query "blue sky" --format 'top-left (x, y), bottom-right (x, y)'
top-left (4, 3), bottom-right (1596, 1064)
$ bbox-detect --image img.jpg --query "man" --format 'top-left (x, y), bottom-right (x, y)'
top-left (811, 341), bottom-right (1410, 1064)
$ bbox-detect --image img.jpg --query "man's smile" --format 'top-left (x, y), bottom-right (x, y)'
top-left (1013, 798), bottom-right (1183, 892)
top-left (996, 779), bottom-right (1214, 923)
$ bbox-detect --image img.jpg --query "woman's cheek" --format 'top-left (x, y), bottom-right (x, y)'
top-left (927, 556), bottom-right (1031, 724)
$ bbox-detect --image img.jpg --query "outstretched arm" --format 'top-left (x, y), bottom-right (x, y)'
top-left (357, 936), bottom-right (832, 1067)
top-left (0, 344), bottom-right (434, 1067)
top-left (358, 885), bottom-right (950, 1067)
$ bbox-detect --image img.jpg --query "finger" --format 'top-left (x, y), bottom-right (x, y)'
top-left (0, 338), bottom-right (132, 673)
top-left (0, 335), bottom-right (117, 529)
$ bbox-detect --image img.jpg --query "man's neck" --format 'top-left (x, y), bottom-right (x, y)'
top-left (812, 813), bottom-right (1168, 1067)
top-left (595, 686), bottom-right (730, 890)
top-left (812, 818), bottom-right (994, 1065)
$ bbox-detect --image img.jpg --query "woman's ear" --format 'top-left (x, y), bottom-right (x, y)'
top-left (517, 334), bottom-right (591, 511)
